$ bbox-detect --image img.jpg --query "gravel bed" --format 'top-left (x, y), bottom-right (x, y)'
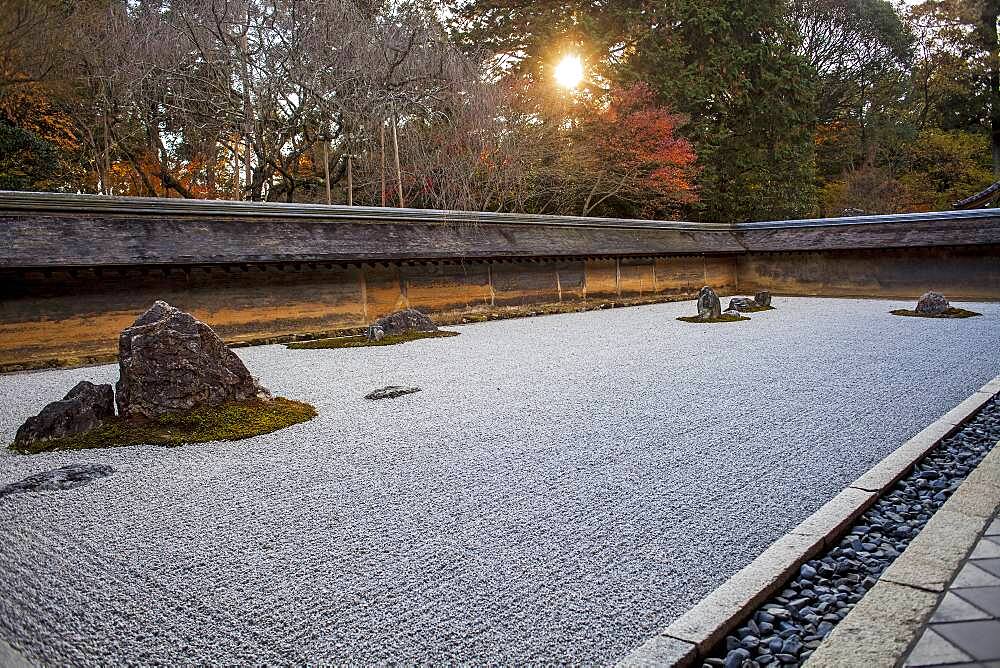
top-left (705, 397), bottom-right (1000, 668)
top-left (0, 297), bottom-right (998, 665)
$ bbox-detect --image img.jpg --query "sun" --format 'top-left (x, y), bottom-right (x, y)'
top-left (554, 54), bottom-right (584, 89)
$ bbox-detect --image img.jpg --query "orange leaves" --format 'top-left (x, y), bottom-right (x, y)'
top-left (0, 79), bottom-right (78, 152)
top-left (577, 82), bottom-right (699, 210)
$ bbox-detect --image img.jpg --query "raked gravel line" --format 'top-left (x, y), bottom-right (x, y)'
top-left (0, 297), bottom-right (998, 666)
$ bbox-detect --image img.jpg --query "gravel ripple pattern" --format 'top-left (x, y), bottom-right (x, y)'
top-left (0, 298), bottom-right (998, 665)
top-left (706, 397), bottom-right (1000, 668)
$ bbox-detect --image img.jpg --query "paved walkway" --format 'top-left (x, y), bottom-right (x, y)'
top-left (904, 513), bottom-right (1000, 667)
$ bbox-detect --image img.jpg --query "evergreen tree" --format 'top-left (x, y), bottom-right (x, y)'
top-left (450, 0), bottom-right (820, 222)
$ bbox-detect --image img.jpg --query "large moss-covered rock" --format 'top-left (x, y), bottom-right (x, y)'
top-left (116, 301), bottom-right (263, 419)
top-left (13, 381), bottom-right (115, 450)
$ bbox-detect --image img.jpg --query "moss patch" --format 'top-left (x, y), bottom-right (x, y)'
top-left (10, 398), bottom-right (317, 455)
top-left (890, 308), bottom-right (982, 319)
top-left (677, 313), bottom-right (751, 323)
top-left (287, 330), bottom-right (459, 350)
top-left (743, 305), bottom-right (776, 313)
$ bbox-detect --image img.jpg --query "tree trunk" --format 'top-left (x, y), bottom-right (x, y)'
top-left (380, 121), bottom-right (387, 207)
top-left (240, 25), bottom-right (253, 200)
top-left (347, 154), bottom-right (354, 206)
top-left (392, 110), bottom-right (404, 207)
top-left (102, 112), bottom-right (111, 195)
top-left (233, 149), bottom-right (240, 200)
top-left (984, 2), bottom-right (1000, 177)
top-left (322, 140), bottom-right (331, 205)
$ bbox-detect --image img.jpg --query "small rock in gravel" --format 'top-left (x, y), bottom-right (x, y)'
top-left (915, 291), bottom-right (950, 314)
top-left (781, 636), bottom-right (803, 655)
top-left (723, 647), bottom-right (750, 668)
top-left (365, 386), bottom-right (422, 401)
top-left (13, 381), bottom-right (115, 450)
top-left (0, 464), bottom-right (115, 499)
top-left (728, 297), bottom-right (758, 312)
top-left (367, 309), bottom-right (438, 340)
top-left (754, 291), bottom-right (772, 307)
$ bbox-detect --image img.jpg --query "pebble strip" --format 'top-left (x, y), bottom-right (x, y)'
top-left (705, 398), bottom-right (1000, 668)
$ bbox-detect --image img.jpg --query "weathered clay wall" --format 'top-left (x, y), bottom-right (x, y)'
top-left (3, 193), bottom-right (999, 371)
top-left (0, 256), bottom-right (739, 370)
top-left (736, 246), bottom-right (1000, 300)
top-left (4, 245), bottom-right (1000, 371)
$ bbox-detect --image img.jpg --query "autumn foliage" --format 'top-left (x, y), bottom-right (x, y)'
top-left (574, 83), bottom-right (698, 217)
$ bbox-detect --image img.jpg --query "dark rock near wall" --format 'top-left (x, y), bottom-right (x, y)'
top-left (367, 309), bottom-right (438, 341)
top-left (116, 301), bottom-right (263, 419)
top-left (13, 381), bottom-right (115, 450)
top-left (754, 291), bottom-right (772, 307)
top-left (0, 464), bottom-right (115, 499)
top-left (728, 297), bottom-right (758, 312)
top-left (915, 291), bottom-right (950, 314)
top-left (697, 286), bottom-right (722, 320)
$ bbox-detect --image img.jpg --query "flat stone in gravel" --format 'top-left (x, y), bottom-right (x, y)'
top-left (0, 464), bottom-right (114, 499)
top-left (365, 386), bottom-right (422, 400)
top-left (0, 297), bottom-right (998, 665)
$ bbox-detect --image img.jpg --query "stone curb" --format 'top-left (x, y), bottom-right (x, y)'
top-left (617, 374), bottom-right (1000, 668)
top-left (0, 637), bottom-right (33, 668)
top-left (803, 443), bottom-right (1000, 668)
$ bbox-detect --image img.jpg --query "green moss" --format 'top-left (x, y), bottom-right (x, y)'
top-left (890, 308), bottom-right (982, 319)
top-left (743, 305), bottom-right (776, 313)
top-left (9, 397), bottom-right (317, 455)
top-left (287, 330), bottom-right (459, 350)
top-left (677, 314), bottom-right (751, 323)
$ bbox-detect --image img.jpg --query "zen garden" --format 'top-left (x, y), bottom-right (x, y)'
top-left (1, 1), bottom-right (999, 667)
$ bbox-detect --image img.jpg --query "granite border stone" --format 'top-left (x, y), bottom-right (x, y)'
top-left (618, 374), bottom-right (1000, 668)
top-left (804, 444), bottom-right (1000, 666)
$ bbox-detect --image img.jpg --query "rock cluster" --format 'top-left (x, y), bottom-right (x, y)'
top-left (707, 397), bottom-right (1000, 668)
top-left (915, 291), bottom-right (950, 315)
top-left (0, 464), bottom-right (115, 499)
top-left (697, 287), bottom-right (722, 320)
top-left (12, 301), bottom-right (269, 449)
top-left (13, 381), bottom-right (115, 450)
top-left (728, 297), bottom-right (757, 313)
top-left (117, 301), bottom-right (263, 419)
top-left (367, 309), bottom-right (438, 341)
top-left (727, 291), bottom-right (773, 313)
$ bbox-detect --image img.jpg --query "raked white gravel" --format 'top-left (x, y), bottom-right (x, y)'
top-left (0, 297), bottom-right (998, 665)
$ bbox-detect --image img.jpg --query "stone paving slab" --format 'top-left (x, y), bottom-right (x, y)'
top-left (806, 443), bottom-right (1000, 668)
top-left (624, 372), bottom-right (1000, 668)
